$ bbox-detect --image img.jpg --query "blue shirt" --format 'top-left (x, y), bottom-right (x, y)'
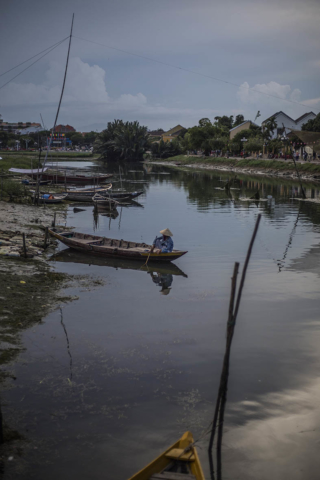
top-left (153, 235), bottom-right (174, 253)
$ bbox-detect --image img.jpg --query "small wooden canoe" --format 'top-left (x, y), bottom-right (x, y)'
top-left (65, 184), bottom-right (112, 201)
top-left (128, 431), bottom-right (204, 480)
top-left (49, 230), bottom-right (188, 263)
top-left (35, 193), bottom-right (68, 204)
top-left (107, 190), bottom-right (144, 200)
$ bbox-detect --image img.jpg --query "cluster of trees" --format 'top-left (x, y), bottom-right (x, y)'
top-left (94, 120), bottom-right (149, 161)
top-left (148, 115), bottom-right (268, 158)
top-left (148, 115), bottom-right (304, 158)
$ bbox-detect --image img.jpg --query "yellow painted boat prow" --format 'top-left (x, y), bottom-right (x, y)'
top-left (128, 431), bottom-right (205, 480)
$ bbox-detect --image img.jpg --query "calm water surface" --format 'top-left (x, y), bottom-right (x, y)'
top-left (3, 163), bottom-right (320, 480)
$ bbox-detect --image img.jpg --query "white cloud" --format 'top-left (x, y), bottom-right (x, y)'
top-left (0, 57), bottom-right (221, 130)
top-left (236, 81), bottom-right (316, 123)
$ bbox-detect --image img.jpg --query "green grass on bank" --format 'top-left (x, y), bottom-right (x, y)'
top-left (2, 151), bottom-right (97, 158)
top-left (158, 155), bottom-right (320, 174)
top-left (0, 156), bottom-right (38, 172)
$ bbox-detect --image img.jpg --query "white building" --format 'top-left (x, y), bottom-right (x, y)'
top-left (261, 111), bottom-right (316, 139)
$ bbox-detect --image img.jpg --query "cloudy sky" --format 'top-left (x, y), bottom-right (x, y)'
top-left (1, 0), bottom-right (320, 131)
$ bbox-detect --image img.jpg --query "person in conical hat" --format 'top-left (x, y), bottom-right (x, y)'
top-left (150, 228), bottom-right (174, 254)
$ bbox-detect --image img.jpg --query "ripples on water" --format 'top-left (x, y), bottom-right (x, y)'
top-left (2, 162), bottom-right (320, 479)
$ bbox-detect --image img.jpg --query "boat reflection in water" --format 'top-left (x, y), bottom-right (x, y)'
top-left (50, 248), bottom-right (187, 294)
top-left (148, 271), bottom-right (173, 295)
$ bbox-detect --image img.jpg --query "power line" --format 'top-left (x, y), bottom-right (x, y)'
top-left (0, 37), bottom-right (69, 78)
top-left (0, 37), bottom-right (68, 91)
top-left (74, 35), bottom-right (317, 112)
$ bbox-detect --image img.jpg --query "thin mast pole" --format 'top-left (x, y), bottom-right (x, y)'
top-left (36, 14), bottom-right (74, 198)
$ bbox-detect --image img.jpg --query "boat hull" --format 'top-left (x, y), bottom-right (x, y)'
top-left (49, 230), bottom-right (187, 263)
top-left (128, 431), bottom-right (205, 480)
top-left (30, 173), bottom-right (113, 185)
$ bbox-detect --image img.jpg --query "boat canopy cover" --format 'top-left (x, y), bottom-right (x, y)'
top-left (9, 168), bottom-right (48, 174)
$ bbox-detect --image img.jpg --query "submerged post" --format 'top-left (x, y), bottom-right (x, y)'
top-left (22, 233), bottom-right (27, 258)
top-left (44, 227), bottom-right (49, 249)
top-left (209, 214), bottom-right (261, 476)
top-left (292, 155), bottom-right (306, 199)
top-left (52, 212), bottom-right (56, 227)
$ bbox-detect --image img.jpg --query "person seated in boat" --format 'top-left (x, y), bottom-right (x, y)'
top-left (150, 228), bottom-right (174, 254)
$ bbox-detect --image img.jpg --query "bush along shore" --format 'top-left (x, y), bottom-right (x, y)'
top-left (152, 155), bottom-right (320, 182)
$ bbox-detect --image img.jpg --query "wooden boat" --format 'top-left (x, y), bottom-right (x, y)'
top-left (107, 190), bottom-right (143, 200)
top-left (128, 431), bottom-right (204, 480)
top-left (49, 230), bottom-right (188, 263)
top-left (50, 248), bottom-right (188, 277)
top-left (36, 193), bottom-right (68, 204)
top-left (29, 171), bottom-right (113, 185)
top-left (92, 194), bottom-right (119, 206)
top-left (22, 179), bottom-right (52, 186)
top-left (65, 184), bottom-right (112, 200)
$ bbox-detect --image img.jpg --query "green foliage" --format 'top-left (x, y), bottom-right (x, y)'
top-left (214, 115), bottom-right (234, 130)
top-left (95, 120), bottom-right (149, 162)
top-left (198, 118), bottom-right (212, 128)
top-left (246, 138), bottom-right (263, 152)
top-left (188, 122), bottom-right (224, 150)
top-left (83, 131), bottom-right (98, 144)
top-left (201, 139), bottom-right (212, 156)
top-left (20, 135), bottom-right (34, 148)
top-left (151, 139), bottom-right (182, 159)
top-left (1, 179), bottom-right (24, 197)
top-left (232, 128), bottom-right (257, 144)
top-left (267, 138), bottom-right (283, 153)
top-left (233, 115), bottom-right (245, 127)
top-left (68, 133), bottom-right (85, 145)
top-left (263, 117), bottom-right (278, 140)
top-left (0, 131), bottom-right (9, 147)
top-left (302, 113), bottom-right (320, 132)
top-left (210, 136), bottom-right (229, 151)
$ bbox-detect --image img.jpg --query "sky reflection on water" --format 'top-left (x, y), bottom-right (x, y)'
top-left (2, 163), bottom-right (320, 479)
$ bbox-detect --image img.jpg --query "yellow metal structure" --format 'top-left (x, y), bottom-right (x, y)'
top-left (128, 431), bottom-right (205, 480)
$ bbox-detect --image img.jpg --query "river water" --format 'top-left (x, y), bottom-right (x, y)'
top-left (2, 162), bottom-right (320, 480)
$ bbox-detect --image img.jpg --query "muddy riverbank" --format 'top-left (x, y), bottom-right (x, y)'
top-left (151, 156), bottom-right (320, 183)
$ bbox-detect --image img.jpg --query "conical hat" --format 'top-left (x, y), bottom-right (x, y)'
top-left (160, 228), bottom-right (173, 236)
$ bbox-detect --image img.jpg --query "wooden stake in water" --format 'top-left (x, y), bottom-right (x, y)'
top-left (292, 155), bottom-right (306, 199)
top-left (44, 227), bottom-right (49, 249)
top-left (22, 233), bottom-right (27, 258)
top-left (208, 214), bottom-right (261, 479)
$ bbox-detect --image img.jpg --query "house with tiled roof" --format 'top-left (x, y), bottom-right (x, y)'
top-left (162, 125), bottom-right (186, 143)
top-left (295, 112), bottom-right (316, 129)
top-left (229, 120), bottom-right (259, 139)
top-left (261, 111), bottom-right (316, 139)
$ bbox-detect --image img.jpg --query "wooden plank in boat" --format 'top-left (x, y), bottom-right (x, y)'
top-left (150, 474), bottom-right (196, 479)
top-left (165, 449), bottom-right (195, 462)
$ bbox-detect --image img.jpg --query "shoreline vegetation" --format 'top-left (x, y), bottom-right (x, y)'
top-left (151, 155), bottom-right (320, 182)
top-left (1, 151), bottom-right (98, 163)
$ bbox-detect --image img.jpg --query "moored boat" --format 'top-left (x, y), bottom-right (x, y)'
top-left (36, 193), bottom-right (68, 204)
top-left (28, 170), bottom-right (113, 185)
top-left (49, 230), bottom-right (188, 263)
top-left (128, 431), bottom-right (204, 480)
top-left (92, 194), bottom-right (119, 206)
top-left (65, 184), bottom-right (112, 201)
top-left (107, 190), bottom-right (144, 200)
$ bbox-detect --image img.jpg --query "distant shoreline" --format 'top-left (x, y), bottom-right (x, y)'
top-left (150, 155), bottom-right (320, 183)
